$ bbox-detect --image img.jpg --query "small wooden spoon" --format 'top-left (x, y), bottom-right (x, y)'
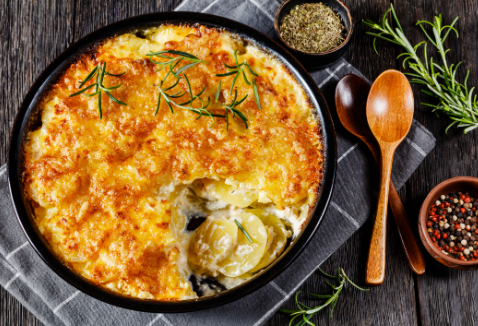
top-left (335, 74), bottom-right (425, 276)
top-left (364, 70), bottom-right (415, 285)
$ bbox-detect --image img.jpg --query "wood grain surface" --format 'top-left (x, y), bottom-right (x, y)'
top-left (1, 0), bottom-right (478, 325)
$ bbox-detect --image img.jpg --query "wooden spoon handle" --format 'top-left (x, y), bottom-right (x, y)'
top-left (365, 148), bottom-right (394, 286)
top-left (362, 138), bottom-right (425, 275)
top-left (388, 181), bottom-right (426, 275)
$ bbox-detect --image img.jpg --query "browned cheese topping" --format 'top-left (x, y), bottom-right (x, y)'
top-left (22, 25), bottom-right (324, 300)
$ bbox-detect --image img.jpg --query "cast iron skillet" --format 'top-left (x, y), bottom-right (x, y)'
top-left (7, 12), bottom-right (336, 313)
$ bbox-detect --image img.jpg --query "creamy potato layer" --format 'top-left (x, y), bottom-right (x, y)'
top-left (22, 25), bottom-right (324, 300)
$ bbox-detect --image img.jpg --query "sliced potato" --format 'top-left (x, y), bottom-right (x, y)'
top-left (246, 209), bottom-right (288, 273)
top-left (218, 212), bottom-right (267, 277)
top-left (170, 206), bottom-right (186, 237)
top-left (206, 179), bottom-right (258, 208)
top-left (188, 217), bottom-right (238, 268)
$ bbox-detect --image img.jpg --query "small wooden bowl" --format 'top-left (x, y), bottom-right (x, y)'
top-left (274, 0), bottom-right (353, 69)
top-left (418, 176), bottom-right (478, 270)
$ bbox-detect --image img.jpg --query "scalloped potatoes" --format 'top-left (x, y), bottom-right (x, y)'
top-left (22, 24), bottom-right (324, 301)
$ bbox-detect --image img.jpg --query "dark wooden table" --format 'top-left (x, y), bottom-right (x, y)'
top-left (1, 0), bottom-right (477, 325)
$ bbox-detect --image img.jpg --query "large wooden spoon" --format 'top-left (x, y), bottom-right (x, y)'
top-left (335, 74), bottom-right (425, 276)
top-left (364, 70), bottom-right (415, 285)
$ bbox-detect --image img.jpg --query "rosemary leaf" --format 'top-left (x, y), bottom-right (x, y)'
top-left (252, 78), bottom-right (261, 110)
top-left (104, 90), bottom-right (127, 105)
top-left (98, 92), bottom-right (102, 119)
top-left (155, 89), bottom-right (161, 116)
top-left (69, 83), bottom-right (96, 97)
top-left (234, 219), bottom-right (254, 243)
top-left (341, 269), bottom-right (369, 291)
top-left (317, 267), bottom-right (336, 279)
top-left (105, 71), bottom-right (126, 77)
top-left (230, 73), bottom-right (240, 95)
top-left (215, 80), bottom-right (222, 102)
top-left (223, 62), bottom-right (238, 69)
top-left (246, 64), bottom-right (259, 77)
top-left (242, 70), bottom-right (251, 85)
top-left (176, 62), bottom-right (199, 75)
top-left (216, 71), bottom-right (239, 77)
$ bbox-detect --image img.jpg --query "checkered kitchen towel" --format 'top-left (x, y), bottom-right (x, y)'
top-left (0, 0), bottom-right (436, 325)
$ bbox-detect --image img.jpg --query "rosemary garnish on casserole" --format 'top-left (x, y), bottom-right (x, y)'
top-left (216, 49), bottom-right (262, 110)
top-left (69, 62), bottom-right (126, 119)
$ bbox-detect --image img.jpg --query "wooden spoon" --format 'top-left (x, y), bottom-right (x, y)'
top-left (364, 70), bottom-right (415, 285)
top-left (335, 74), bottom-right (425, 276)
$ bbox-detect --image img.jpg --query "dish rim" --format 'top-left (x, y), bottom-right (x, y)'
top-left (7, 11), bottom-right (337, 312)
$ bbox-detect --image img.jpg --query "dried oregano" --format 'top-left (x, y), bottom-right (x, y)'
top-left (280, 3), bottom-right (346, 53)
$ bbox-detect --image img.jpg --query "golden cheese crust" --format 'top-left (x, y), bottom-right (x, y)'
top-left (22, 25), bottom-right (324, 300)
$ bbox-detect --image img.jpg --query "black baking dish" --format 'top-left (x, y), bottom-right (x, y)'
top-left (7, 12), bottom-right (337, 313)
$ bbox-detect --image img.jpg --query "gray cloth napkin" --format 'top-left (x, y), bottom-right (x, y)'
top-left (0, 0), bottom-right (436, 325)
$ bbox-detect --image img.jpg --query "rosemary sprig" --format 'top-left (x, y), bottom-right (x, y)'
top-left (279, 267), bottom-right (368, 325)
top-left (155, 73), bottom-right (224, 128)
top-left (363, 5), bottom-right (478, 134)
top-left (69, 62), bottom-right (126, 118)
top-left (223, 89), bottom-right (249, 130)
top-left (148, 50), bottom-right (223, 127)
top-left (216, 50), bottom-right (261, 110)
top-left (146, 50), bottom-right (209, 75)
top-left (234, 219), bottom-right (254, 243)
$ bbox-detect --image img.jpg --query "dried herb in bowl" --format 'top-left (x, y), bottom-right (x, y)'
top-left (280, 3), bottom-right (346, 53)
